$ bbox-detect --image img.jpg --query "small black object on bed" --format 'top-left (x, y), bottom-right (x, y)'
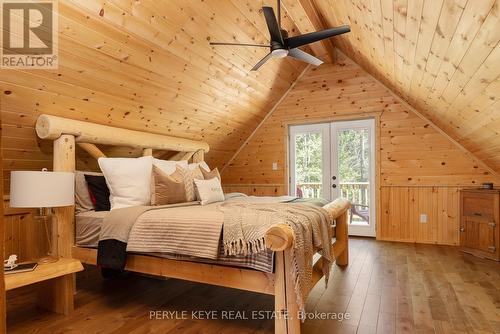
top-left (84, 174), bottom-right (111, 211)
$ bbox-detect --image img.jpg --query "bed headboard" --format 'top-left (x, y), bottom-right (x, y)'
top-left (35, 114), bottom-right (210, 257)
top-left (36, 114), bottom-right (209, 163)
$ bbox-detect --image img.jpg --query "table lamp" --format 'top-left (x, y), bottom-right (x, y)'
top-left (10, 168), bottom-right (74, 263)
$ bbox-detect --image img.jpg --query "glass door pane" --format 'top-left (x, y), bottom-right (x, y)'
top-left (331, 119), bottom-right (375, 237)
top-left (289, 123), bottom-right (330, 200)
top-left (295, 132), bottom-right (323, 198)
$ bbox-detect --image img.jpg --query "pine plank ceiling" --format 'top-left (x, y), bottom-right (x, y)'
top-left (313, 0), bottom-right (500, 172)
top-left (1, 0), bottom-right (316, 183)
top-left (2, 0), bottom-right (499, 182)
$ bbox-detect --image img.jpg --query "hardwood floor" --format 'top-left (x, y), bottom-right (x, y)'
top-left (6, 238), bottom-right (500, 333)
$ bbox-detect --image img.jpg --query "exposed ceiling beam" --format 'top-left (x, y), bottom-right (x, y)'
top-left (280, 0), bottom-right (336, 62)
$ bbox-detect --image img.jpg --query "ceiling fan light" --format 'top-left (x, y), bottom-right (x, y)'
top-left (271, 49), bottom-right (288, 58)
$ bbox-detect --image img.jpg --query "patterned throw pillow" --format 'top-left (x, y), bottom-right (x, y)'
top-left (200, 167), bottom-right (221, 180)
top-left (178, 165), bottom-right (204, 202)
top-left (150, 166), bottom-right (187, 205)
top-left (193, 177), bottom-right (225, 205)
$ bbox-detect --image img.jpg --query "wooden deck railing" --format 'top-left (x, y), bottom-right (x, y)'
top-left (296, 181), bottom-right (370, 207)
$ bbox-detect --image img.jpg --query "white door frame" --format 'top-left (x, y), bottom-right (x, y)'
top-left (289, 118), bottom-right (377, 237)
top-left (330, 119), bottom-right (376, 237)
top-left (289, 123), bottom-right (331, 200)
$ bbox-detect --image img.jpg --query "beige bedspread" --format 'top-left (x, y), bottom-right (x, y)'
top-left (126, 203), bottom-right (224, 259)
top-left (99, 194), bottom-right (332, 295)
top-left (78, 208), bottom-right (275, 273)
top-left (113, 196), bottom-right (295, 259)
top-left (99, 202), bottom-right (199, 243)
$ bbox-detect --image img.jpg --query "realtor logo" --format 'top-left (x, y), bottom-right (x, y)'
top-left (1, 0), bottom-right (58, 69)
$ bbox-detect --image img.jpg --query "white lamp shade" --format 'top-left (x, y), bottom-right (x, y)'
top-left (10, 171), bottom-right (75, 208)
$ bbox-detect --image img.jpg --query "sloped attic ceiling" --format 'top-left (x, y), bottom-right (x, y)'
top-left (2, 0), bottom-right (326, 190)
top-left (2, 0), bottom-right (499, 191)
top-left (313, 0), bottom-right (500, 172)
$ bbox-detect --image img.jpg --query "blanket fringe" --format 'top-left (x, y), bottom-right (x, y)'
top-left (224, 237), bottom-right (267, 256)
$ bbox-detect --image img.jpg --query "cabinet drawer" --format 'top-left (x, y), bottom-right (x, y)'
top-left (462, 194), bottom-right (496, 219)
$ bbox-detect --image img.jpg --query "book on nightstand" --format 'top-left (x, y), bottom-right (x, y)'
top-left (4, 262), bottom-right (38, 275)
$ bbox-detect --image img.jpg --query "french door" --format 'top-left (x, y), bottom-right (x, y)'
top-left (289, 119), bottom-right (376, 237)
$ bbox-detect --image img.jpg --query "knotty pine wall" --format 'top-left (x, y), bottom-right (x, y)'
top-left (2, 199), bottom-right (47, 261)
top-left (0, 0), bottom-right (308, 260)
top-left (0, 0), bottom-right (308, 195)
top-left (222, 54), bottom-right (500, 245)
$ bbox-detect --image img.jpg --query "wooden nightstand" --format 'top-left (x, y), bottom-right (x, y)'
top-left (5, 258), bottom-right (83, 315)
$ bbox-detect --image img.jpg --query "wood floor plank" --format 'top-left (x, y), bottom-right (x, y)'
top-left (396, 296), bottom-right (414, 334)
top-left (6, 238), bottom-right (500, 333)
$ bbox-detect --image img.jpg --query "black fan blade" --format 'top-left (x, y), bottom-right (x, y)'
top-left (210, 42), bottom-right (270, 48)
top-left (288, 48), bottom-right (323, 66)
top-left (285, 25), bottom-right (350, 49)
top-left (262, 6), bottom-right (284, 45)
top-left (251, 52), bottom-right (273, 71)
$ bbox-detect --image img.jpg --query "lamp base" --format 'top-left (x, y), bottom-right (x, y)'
top-left (35, 209), bottom-right (59, 265)
top-left (38, 255), bottom-right (59, 264)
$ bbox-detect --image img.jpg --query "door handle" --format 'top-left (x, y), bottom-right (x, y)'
top-left (332, 176), bottom-right (337, 180)
top-left (332, 184), bottom-right (337, 188)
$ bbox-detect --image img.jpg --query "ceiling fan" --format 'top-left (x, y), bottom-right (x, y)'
top-left (209, 0), bottom-right (350, 71)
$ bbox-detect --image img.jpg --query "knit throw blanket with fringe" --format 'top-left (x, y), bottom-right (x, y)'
top-left (218, 202), bottom-right (333, 313)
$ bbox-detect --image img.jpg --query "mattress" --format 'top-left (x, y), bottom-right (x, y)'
top-left (76, 210), bottom-right (107, 248)
top-left (75, 210), bottom-right (274, 273)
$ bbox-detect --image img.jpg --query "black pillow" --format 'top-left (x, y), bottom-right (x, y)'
top-left (84, 174), bottom-right (110, 211)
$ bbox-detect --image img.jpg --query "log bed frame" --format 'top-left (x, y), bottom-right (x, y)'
top-left (35, 114), bottom-right (350, 334)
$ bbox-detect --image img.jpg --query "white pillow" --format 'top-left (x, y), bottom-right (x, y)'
top-left (98, 156), bottom-right (153, 210)
top-left (189, 161), bottom-right (210, 172)
top-left (153, 158), bottom-right (188, 175)
top-left (194, 177), bottom-right (225, 205)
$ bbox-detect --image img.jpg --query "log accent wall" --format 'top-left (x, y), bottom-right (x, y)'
top-left (222, 54), bottom-right (500, 245)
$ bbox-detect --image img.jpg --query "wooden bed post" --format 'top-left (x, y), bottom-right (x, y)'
top-left (267, 198), bottom-right (352, 334)
top-left (192, 149), bottom-right (204, 163)
top-left (323, 199), bottom-right (350, 266)
top-left (268, 224), bottom-right (300, 333)
top-left (335, 210), bottom-right (349, 266)
top-left (52, 134), bottom-right (76, 258)
top-left (274, 250), bottom-right (301, 334)
top-left (284, 248), bottom-right (301, 334)
top-left (274, 251), bottom-right (287, 333)
top-left (38, 134), bottom-right (76, 315)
